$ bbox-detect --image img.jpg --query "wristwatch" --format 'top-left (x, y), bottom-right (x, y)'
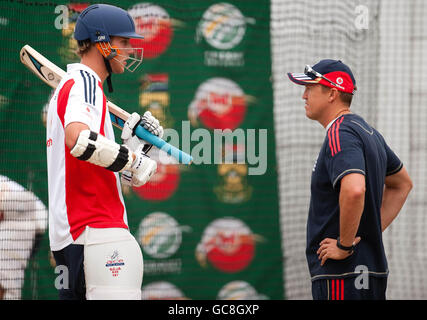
top-left (336, 236), bottom-right (355, 254)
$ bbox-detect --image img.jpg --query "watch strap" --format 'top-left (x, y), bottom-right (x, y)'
top-left (336, 236), bottom-right (355, 253)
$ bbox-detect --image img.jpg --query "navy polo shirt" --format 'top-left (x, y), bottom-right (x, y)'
top-left (307, 114), bottom-right (403, 281)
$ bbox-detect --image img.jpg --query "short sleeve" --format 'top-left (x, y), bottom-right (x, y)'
top-left (64, 75), bottom-right (101, 131)
top-left (325, 126), bottom-right (366, 188)
top-left (384, 142), bottom-right (403, 176)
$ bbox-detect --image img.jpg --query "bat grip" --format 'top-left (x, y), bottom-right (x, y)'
top-left (134, 125), bottom-right (193, 165)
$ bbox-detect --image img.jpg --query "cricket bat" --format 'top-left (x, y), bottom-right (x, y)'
top-left (19, 45), bottom-right (192, 165)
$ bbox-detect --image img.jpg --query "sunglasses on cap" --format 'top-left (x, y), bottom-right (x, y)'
top-left (304, 65), bottom-right (345, 90)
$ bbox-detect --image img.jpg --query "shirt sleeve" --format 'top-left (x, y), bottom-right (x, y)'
top-left (383, 140), bottom-right (403, 176)
top-left (325, 126), bottom-right (366, 189)
top-left (64, 74), bottom-right (101, 131)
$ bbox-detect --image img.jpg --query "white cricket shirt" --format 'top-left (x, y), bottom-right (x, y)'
top-left (46, 63), bottom-right (128, 251)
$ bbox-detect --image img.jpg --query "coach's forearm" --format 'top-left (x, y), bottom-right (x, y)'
top-left (381, 185), bottom-right (411, 232)
top-left (381, 167), bottom-right (413, 232)
top-left (339, 174), bottom-right (366, 247)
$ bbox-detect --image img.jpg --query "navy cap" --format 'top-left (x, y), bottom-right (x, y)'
top-left (288, 59), bottom-right (356, 94)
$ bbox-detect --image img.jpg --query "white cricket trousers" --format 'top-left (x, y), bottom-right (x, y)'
top-left (75, 227), bottom-right (143, 300)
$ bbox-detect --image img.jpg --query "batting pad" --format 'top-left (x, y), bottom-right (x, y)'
top-left (82, 227), bottom-right (143, 300)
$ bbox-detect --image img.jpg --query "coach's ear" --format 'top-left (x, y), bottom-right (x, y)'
top-left (328, 87), bottom-right (340, 103)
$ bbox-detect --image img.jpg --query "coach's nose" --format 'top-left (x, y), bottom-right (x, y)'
top-left (302, 87), bottom-right (308, 100)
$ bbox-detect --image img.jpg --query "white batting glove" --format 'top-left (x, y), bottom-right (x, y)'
top-left (121, 111), bottom-right (164, 154)
top-left (120, 149), bottom-right (157, 187)
top-left (141, 111), bottom-right (164, 139)
top-left (127, 144), bottom-right (157, 187)
top-left (121, 112), bottom-right (143, 148)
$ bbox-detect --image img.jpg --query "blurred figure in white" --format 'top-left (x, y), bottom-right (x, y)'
top-left (0, 175), bottom-right (48, 299)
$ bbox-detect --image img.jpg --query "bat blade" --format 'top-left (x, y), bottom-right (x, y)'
top-left (20, 45), bottom-right (192, 165)
top-left (20, 45), bottom-right (65, 88)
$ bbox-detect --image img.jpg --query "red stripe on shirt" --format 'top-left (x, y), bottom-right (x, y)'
top-left (331, 122), bottom-right (338, 156)
top-left (341, 279), bottom-right (344, 300)
top-left (335, 117), bottom-right (344, 153)
top-left (331, 279), bottom-right (335, 300)
top-left (328, 127), bottom-right (335, 157)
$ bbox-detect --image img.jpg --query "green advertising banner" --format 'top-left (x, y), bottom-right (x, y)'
top-left (0, 0), bottom-right (283, 300)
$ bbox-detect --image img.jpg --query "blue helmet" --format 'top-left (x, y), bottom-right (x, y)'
top-left (74, 4), bottom-right (144, 43)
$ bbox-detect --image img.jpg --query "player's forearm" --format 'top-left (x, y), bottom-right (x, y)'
top-left (381, 185), bottom-right (411, 232)
top-left (65, 122), bottom-right (90, 150)
top-left (339, 186), bottom-right (365, 246)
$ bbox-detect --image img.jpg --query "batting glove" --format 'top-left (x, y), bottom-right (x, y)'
top-left (141, 111), bottom-right (164, 139)
top-left (121, 111), bottom-right (164, 154)
top-left (127, 144), bottom-right (157, 187)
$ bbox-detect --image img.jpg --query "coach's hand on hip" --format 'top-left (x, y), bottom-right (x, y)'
top-left (317, 237), bottom-right (361, 266)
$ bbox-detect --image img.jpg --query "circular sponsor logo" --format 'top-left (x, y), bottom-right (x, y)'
top-left (198, 3), bottom-right (246, 50)
top-left (128, 3), bottom-right (173, 59)
top-left (336, 77), bottom-right (344, 85)
top-left (196, 217), bottom-right (257, 273)
top-left (188, 77), bottom-right (247, 130)
top-left (217, 281), bottom-right (268, 300)
top-left (141, 281), bottom-right (187, 300)
top-left (137, 212), bottom-right (182, 258)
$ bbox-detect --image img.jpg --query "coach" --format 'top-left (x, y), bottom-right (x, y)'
top-left (287, 59), bottom-right (413, 300)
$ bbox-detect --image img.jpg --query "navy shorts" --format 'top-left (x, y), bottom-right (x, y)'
top-left (52, 244), bottom-right (86, 300)
top-left (312, 276), bottom-right (387, 300)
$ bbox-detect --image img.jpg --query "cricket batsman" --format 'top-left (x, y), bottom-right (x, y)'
top-left (46, 4), bottom-right (163, 300)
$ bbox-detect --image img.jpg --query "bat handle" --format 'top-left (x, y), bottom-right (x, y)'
top-left (134, 125), bottom-right (193, 165)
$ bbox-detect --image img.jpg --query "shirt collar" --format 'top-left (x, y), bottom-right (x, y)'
top-left (326, 116), bottom-right (340, 131)
top-left (325, 113), bottom-right (352, 131)
top-left (67, 63), bottom-right (101, 83)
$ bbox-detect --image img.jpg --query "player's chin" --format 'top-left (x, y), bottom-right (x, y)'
top-left (111, 59), bottom-right (128, 74)
top-left (112, 65), bottom-right (125, 74)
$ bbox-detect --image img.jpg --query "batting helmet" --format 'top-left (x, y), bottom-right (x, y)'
top-left (73, 4), bottom-right (144, 92)
top-left (74, 4), bottom-right (144, 43)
